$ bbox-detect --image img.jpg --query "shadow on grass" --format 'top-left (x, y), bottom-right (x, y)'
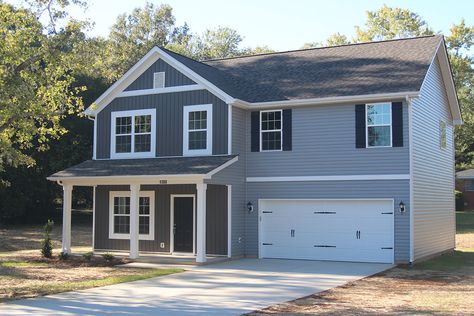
top-left (415, 249), bottom-right (474, 272)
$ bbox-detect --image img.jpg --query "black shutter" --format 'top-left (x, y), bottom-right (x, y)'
top-left (392, 102), bottom-right (403, 147)
top-left (355, 104), bottom-right (366, 148)
top-left (251, 111), bottom-right (260, 152)
top-left (282, 109), bottom-right (292, 151)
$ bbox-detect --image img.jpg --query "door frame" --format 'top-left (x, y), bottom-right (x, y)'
top-left (258, 198), bottom-right (395, 262)
top-left (170, 194), bottom-right (196, 255)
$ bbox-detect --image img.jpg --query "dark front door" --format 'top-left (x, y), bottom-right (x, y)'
top-left (173, 196), bottom-right (194, 253)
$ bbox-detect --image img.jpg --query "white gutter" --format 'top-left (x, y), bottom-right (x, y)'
top-left (230, 91), bottom-right (420, 110)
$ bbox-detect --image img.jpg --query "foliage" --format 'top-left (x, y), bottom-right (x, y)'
top-left (40, 219), bottom-right (54, 258)
top-left (58, 251), bottom-right (69, 260)
top-left (102, 253), bottom-right (115, 262)
top-left (82, 251), bottom-right (93, 261)
top-left (302, 33), bottom-right (350, 48)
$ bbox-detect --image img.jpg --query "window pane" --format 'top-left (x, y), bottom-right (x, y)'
top-left (135, 115), bottom-right (151, 133)
top-left (189, 111), bottom-right (207, 130)
top-left (139, 216), bottom-right (149, 235)
top-left (116, 135), bottom-right (132, 153)
top-left (139, 197), bottom-right (150, 215)
top-left (134, 134), bottom-right (151, 152)
top-left (189, 131), bottom-right (207, 150)
top-left (116, 116), bottom-right (132, 134)
top-left (261, 111), bottom-right (281, 131)
top-left (367, 104), bottom-right (390, 126)
top-left (114, 197), bottom-right (130, 214)
top-left (368, 126), bottom-right (391, 147)
top-left (114, 215), bottom-right (130, 234)
top-left (262, 131), bottom-right (282, 150)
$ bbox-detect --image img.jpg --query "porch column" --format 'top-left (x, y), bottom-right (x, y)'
top-left (196, 182), bottom-right (207, 263)
top-left (61, 184), bottom-right (73, 254)
top-left (129, 183), bottom-right (140, 259)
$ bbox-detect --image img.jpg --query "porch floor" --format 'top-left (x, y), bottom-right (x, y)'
top-left (93, 251), bottom-right (229, 266)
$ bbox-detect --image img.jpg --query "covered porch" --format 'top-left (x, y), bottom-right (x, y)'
top-left (47, 155), bottom-right (237, 263)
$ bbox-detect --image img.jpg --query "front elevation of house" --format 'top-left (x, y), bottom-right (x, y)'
top-left (49, 35), bottom-right (461, 264)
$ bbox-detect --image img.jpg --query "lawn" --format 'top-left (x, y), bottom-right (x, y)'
top-left (249, 211), bottom-right (474, 315)
top-left (0, 215), bottom-right (183, 302)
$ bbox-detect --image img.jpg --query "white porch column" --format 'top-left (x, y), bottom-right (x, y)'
top-left (196, 182), bottom-right (207, 263)
top-left (61, 184), bottom-right (73, 254)
top-left (129, 184), bottom-right (140, 259)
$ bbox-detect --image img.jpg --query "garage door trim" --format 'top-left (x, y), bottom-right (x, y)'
top-left (258, 198), bottom-right (395, 263)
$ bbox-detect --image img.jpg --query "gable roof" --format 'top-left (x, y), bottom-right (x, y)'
top-left (85, 35), bottom-right (461, 123)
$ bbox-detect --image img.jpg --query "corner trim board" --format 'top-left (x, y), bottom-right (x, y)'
top-left (246, 174), bottom-right (410, 182)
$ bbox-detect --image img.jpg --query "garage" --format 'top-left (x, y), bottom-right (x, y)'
top-left (259, 199), bottom-right (394, 263)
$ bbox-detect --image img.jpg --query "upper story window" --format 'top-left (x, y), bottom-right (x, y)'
top-left (440, 120), bottom-right (447, 149)
top-left (111, 109), bottom-right (156, 159)
top-left (183, 104), bottom-right (213, 156)
top-left (109, 191), bottom-right (154, 240)
top-left (261, 110), bottom-right (282, 151)
top-left (153, 72), bottom-right (165, 89)
top-left (366, 103), bottom-right (392, 147)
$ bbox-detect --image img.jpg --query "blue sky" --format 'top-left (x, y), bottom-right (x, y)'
top-left (13, 0), bottom-right (474, 51)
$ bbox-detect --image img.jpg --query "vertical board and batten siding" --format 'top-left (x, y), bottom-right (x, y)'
top-left (96, 90), bottom-right (228, 158)
top-left (246, 103), bottom-right (410, 176)
top-left (94, 184), bottom-right (227, 255)
top-left (206, 106), bottom-right (247, 257)
top-left (125, 59), bottom-right (195, 91)
top-left (246, 180), bottom-right (410, 262)
top-left (412, 59), bottom-right (455, 261)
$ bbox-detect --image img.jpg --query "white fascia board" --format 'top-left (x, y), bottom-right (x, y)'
top-left (204, 156), bottom-right (239, 178)
top-left (231, 91), bottom-right (420, 110)
top-left (47, 174), bottom-right (205, 186)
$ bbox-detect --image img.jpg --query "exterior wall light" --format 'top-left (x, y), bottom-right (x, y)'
top-left (247, 201), bottom-right (254, 213)
top-left (399, 201), bottom-right (406, 213)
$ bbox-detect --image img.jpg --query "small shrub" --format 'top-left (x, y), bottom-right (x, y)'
top-left (58, 251), bottom-right (69, 260)
top-left (41, 219), bottom-right (54, 258)
top-left (82, 252), bottom-right (93, 261)
top-left (102, 253), bottom-right (115, 262)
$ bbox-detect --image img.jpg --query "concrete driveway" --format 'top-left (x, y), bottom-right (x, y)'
top-left (0, 259), bottom-right (391, 315)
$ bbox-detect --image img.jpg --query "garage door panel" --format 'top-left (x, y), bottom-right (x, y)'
top-left (259, 199), bottom-right (394, 264)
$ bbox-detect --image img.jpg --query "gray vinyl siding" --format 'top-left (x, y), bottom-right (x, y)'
top-left (125, 59), bottom-right (195, 91)
top-left (246, 180), bottom-right (410, 262)
top-left (96, 90), bottom-right (228, 158)
top-left (412, 59), bottom-right (455, 261)
top-left (246, 102), bottom-right (409, 176)
top-left (206, 106), bottom-right (247, 257)
top-left (94, 184), bottom-right (228, 255)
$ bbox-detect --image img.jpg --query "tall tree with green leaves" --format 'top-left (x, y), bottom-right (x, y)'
top-left (0, 1), bottom-right (87, 182)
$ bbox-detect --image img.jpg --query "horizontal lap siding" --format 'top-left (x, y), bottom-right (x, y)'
top-left (246, 180), bottom-right (410, 262)
top-left (96, 90), bottom-right (228, 158)
top-left (246, 103), bottom-right (409, 176)
top-left (125, 59), bottom-right (195, 91)
top-left (412, 59), bottom-right (455, 261)
top-left (94, 184), bottom-right (229, 255)
top-left (206, 106), bottom-right (246, 257)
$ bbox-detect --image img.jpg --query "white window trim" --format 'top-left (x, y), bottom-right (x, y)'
top-left (108, 191), bottom-right (155, 240)
top-left (260, 109), bottom-right (283, 152)
top-left (110, 109), bottom-right (156, 159)
top-left (153, 72), bottom-right (165, 89)
top-left (183, 104), bottom-right (213, 156)
top-left (366, 103), bottom-right (392, 148)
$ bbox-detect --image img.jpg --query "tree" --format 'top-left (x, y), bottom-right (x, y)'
top-left (301, 33), bottom-right (350, 49)
top-left (354, 5), bottom-right (433, 42)
top-left (0, 1), bottom-right (86, 182)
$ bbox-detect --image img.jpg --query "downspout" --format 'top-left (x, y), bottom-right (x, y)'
top-left (407, 95), bottom-right (415, 264)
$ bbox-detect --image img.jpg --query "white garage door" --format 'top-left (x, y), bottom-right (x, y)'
top-left (259, 199), bottom-right (394, 263)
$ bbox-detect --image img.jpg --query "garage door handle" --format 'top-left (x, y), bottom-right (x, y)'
top-left (290, 229), bottom-right (295, 237)
top-left (356, 230), bottom-right (361, 239)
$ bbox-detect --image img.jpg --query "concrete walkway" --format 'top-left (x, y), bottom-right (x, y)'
top-left (0, 259), bottom-right (392, 315)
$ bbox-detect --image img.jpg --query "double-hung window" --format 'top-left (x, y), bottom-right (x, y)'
top-left (260, 110), bottom-right (282, 151)
top-left (183, 104), bottom-right (213, 156)
top-left (366, 103), bottom-right (392, 147)
top-left (109, 191), bottom-right (154, 240)
top-left (111, 109), bottom-right (156, 158)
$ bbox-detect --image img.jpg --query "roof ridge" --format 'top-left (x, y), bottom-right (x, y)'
top-left (203, 35), bottom-right (441, 63)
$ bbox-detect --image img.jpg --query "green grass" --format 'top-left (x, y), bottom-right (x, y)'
top-left (0, 261), bottom-right (48, 267)
top-left (457, 211), bottom-right (474, 233)
top-left (416, 249), bottom-right (474, 271)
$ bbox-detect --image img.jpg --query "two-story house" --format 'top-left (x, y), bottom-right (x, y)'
top-left (48, 35), bottom-right (461, 264)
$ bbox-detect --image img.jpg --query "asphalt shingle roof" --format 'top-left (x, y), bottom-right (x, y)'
top-left (456, 169), bottom-right (474, 179)
top-left (49, 155), bottom-right (237, 178)
top-left (165, 36), bottom-right (442, 103)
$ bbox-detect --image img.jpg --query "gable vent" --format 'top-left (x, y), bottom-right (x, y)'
top-left (153, 72), bottom-right (165, 89)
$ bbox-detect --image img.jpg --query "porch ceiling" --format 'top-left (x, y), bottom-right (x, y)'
top-left (47, 155), bottom-right (238, 183)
